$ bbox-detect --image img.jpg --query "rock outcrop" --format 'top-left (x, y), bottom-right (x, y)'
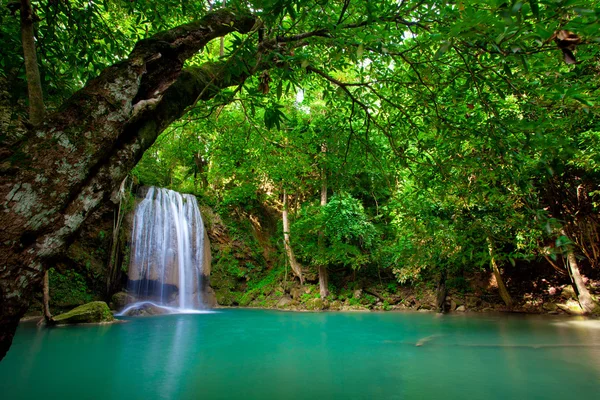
top-left (119, 303), bottom-right (170, 317)
top-left (53, 301), bottom-right (115, 324)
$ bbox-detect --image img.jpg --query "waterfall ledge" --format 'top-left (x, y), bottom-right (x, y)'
top-left (121, 187), bottom-right (215, 314)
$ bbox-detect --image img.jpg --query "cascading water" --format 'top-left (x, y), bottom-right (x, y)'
top-left (119, 187), bottom-right (211, 315)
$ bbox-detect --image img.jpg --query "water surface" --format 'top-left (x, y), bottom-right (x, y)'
top-left (2, 310), bottom-right (599, 399)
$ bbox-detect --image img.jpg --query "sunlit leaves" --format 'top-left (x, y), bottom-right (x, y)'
top-left (5, 0), bottom-right (600, 284)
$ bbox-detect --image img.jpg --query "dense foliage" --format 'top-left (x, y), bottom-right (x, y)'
top-left (2, 0), bottom-right (599, 311)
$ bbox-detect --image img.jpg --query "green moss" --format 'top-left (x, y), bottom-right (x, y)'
top-left (53, 301), bottom-right (115, 325)
top-left (348, 297), bottom-right (361, 307)
top-left (49, 268), bottom-right (94, 309)
top-left (121, 245), bottom-right (131, 273)
top-left (215, 289), bottom-right (243, 306)
top-left (300, 292), bottom-right (320, 303)
top-left (305, 298), bottom-right (325, 311)
top-left (361, 294), bottom-right (377, 306)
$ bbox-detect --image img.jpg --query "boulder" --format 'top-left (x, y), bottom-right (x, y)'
top-left (290, 286), bottom-right (303, 300)
top-left (329, 300), bottom-right (342, 311)
top-left (542, 302), bottom-right (558, 312)
top-left (557, 299), bottom-right (585, 315)
top-left (449, 299), bottom-right (457, 311)
top-left (456, 305), bottom-right (466, 312)
top-left (120, 302), bottom-right (170, 316)
top-left (53, 301), bottom-right (115, 325)
top-left (110, 292), bottom-right (134, 310)
top-left (202, 286), bottom-right (218, 308)
top-left (561, 286), bottom-right (577, 300)
top-left (276, 295), bottom-right (293, 308)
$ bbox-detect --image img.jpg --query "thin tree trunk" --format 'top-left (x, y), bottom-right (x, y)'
top-left (283, 189), bottom-right (303, 284)
top-left (318, 265), bottom-right (329, 298)
top-left (487, 238), bottom-right (513, 308)
top-left (562, 230), bottom-right (597, 313)
top-left (41, 270), bottom-right (53, 325)
top-left (106, 177), bottom-right (130, 296)
top-left (20, 0), bottom-right (44, 125)
top-left (435, 270), bottom-right (447, 313)
top-left (220, 0), bottom-right (226, 57)
top-left (318, 144), bottom-right (329, 298)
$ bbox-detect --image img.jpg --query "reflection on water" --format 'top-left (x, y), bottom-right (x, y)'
top-left (1, 311), bottom-right (599, 400)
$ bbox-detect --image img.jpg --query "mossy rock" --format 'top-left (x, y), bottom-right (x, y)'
top-left (215, 289), bottom-right (242, 306)
top-left (110, 292), bottom-right (134, 310)
top-left (53, 301), bottom-right (115, 325)
top-left (276, 295), bottom-right (293, 308)
top-left (556, 300), bottom-right (584, 315)
top-left (238, 291), bottom-right (257, 306)
top-left (305, 298), bottom-right (325, 311)
top-left (120, 303), bottom-right (169, 316)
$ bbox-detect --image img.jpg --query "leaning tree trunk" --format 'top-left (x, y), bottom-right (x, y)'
top-left (317, 144), bottom-right (329, 299)
top-left (0, 8), bottom-right (259, 360)
top-left (487, 238), bottom-right (513, 308)
top-left (561, 230), bottom-right (597, 314)
top-left (282, 189), bottom-right (304, 284)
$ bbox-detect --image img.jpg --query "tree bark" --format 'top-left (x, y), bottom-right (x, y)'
top-left (282, 189), bottom-right (303, 284)
top-left (435, 270), bottom-right (447, 313)
top-left (106, 177), bottom-right (131, 296)
top-left (20, 0), bottom-right (45, 126)
top-left (20, 0), bottom-right (53, 328)
top-left (220, 0), bottom-right (226, 57)
top-left (561, 230), bottom-right (597, 313)
top-left (487, 238), bottom-right (513, 308)
top-left (318, 144), bottom-right (329, 298)
top-left (41, 270), bottom-right (52, 324)
top-left (0, 8), bottom-right (258, 360)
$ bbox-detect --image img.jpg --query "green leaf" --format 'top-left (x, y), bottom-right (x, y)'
top-left (357, 44), bottom-right (364, 58)
top-left (276, 80), bottom-right (283, 100)
top-left (434, 41), bottom-right (451, 60)
top-left (512, 2), bottom-right (523, 14)
top-left (286, 4), bottom-right (296, 20)
top-left (529, 0), bottom-right (540, 19)
top-left (519, 55), bottom-right (529, 73)
top-left (571, 94), bottom-right (594, 107)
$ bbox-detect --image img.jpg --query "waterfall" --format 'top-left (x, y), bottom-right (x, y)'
top-left (122, 187), bottom-right (209, 313)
